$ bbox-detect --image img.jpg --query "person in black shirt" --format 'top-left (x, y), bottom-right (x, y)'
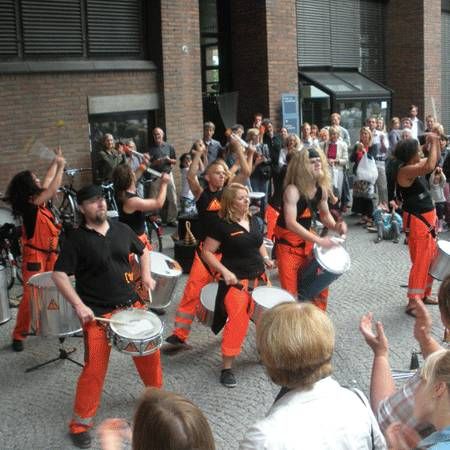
top-left (52, 184), bottom-right (162, 449)
top-left (202, 183), bottom-right (274, 388)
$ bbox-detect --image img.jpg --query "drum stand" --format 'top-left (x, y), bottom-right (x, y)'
top-left (25, 336), bottom-right (84, 373)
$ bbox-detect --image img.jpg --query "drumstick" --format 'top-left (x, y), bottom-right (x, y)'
top-left (95, 317), bottom-right (128, 326)
top-left (265, 271), bottom-right (272, 288)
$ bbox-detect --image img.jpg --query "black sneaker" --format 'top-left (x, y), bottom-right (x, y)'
top-left (220, 369), bottom-right (237, 388)
top-left (374, 236), bottom-right (382, 244)
top-left (150, 308), bottom-right (166, 316)
top-left (69, 431), bottom-right (91, 449)
top-left (12, 340), bottom-right (24, 352)
top-left (161, 335), bottom-right (192, 354)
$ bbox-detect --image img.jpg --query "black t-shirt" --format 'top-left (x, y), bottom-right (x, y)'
top-left (117, 192), bottom-right (146, 235)
top-left (196, 187), bottom-right (222, 241)
top-left (206, 215), bottom-right (264, 279)
top-left (54, 220), bottom-right (145, 315)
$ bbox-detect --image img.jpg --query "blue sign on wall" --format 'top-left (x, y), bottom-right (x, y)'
top-left (281, 93), bottom-right (300, 135)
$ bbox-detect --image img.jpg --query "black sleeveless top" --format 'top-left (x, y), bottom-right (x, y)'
top-left (117, 192), bottom-right (146, 235)
top-left (196, 187), bottom-right (222, 241)
top-left (276, 186), bottom-right (323, 230)
top-left (398, 177), bottom-right (434, 215)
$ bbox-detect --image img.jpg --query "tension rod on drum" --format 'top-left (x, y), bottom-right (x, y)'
top-left (25, 337), bottom-right (84, 373)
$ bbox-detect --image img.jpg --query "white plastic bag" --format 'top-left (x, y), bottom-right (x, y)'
top-left (330, 166), bottom-right (339, 190)
top-left (356, 153), bottom-right (378, 185)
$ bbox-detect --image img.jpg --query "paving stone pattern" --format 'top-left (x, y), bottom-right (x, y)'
top-left (0, 220), bottom-right (445, 449)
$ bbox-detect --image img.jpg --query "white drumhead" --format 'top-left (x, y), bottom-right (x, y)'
top-left (150, 252), bottom-right (182, 277)
top-left (28, 271), bottom-right (74, 288)
top-left (0, 207), bottom-right (17, 226)
top-left (438, 240), bottom-right (450, 255)
top-left (252, 286), bottom-right (295, 308)
top-left (314, 244), bottom-right (351, 274)
top-left (110, 309), bottom-right (162, 339)
top-left (200, 282), bottom-right (218, 311)
top-left (249, 192), bottom-right (265, 199)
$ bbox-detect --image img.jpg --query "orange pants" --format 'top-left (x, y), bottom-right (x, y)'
top-left (405, 210), bottom-right (437, 300)
top-left (222, 280), bottom-right (258, 357)
top-left (12, 250), bottom-right (58, 341)
top-left (265, 204), bottom-right (280, 242)
top-left (70, 302), bottom-right (162, 434)
top-left (276, 243), bottom-right (328, 311)
top-left (172, 248), bottom-right (220, 342)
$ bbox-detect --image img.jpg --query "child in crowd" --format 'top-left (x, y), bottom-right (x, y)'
top-left (179, 151), bottom-right (200, 217)
top-left (430, 166), bottom-right (447, 233)
top-left (373, 202), bottom-right (403, 244)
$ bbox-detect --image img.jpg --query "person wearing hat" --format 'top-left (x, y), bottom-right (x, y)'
top-left (274, 148), bottom-right (347, 311)
top-left (52, 184), bottom-right (162, 449)
top-left (4, 148), bottom-right (66, 352)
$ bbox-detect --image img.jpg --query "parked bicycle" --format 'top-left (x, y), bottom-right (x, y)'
top-left (0, 222), bottom-right (22, 290)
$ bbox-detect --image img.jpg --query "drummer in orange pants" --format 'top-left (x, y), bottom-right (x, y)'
top-left (390, 134), bottom-right (441, 316)
top-left (202, 183), bottom-right (274, 387)
top-left (162, 141), bottom-right (251, 352)
top-left (53, 185), bottom-right (162, 449)
top-left (274, 149), bottom-right (347, 311)
top-left (4, 150), bottom-right (66, 351)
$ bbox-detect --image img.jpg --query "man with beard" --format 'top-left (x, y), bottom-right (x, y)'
top-left (52, 185), bottom-right (162, 449)
top-left (274, 148), bottom-right (347, 311)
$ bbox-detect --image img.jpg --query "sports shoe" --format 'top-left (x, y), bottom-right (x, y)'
top-left (161, 335), bottom-right (192, 354)
top-left (220, 369), bottom-right (237, 388)
top-left (374, 236), bottom-right (382, 244)
top-left (12, 340), bottom-right (24, 352)
top-left (69, 431), bottom-right (91, 449)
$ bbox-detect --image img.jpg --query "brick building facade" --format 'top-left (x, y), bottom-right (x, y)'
top-left (0, 0), bottom-right (448, 195)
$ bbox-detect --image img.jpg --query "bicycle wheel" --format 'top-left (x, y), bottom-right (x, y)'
top-left (147, 222), bottom-right (163, 253)
top-left (53, 190), bottom-right (79, 227)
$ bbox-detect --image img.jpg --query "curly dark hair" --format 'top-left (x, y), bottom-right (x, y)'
top-left (112, 164), bottom-right (133, 203)
top-left (389, 138), bottom-right (421, 186)
top-left (4, 170), bottom-right (42, 218)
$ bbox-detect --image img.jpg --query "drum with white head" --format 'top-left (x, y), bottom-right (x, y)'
top-left (150, 252), bottom-right (182, 309)
top-left (251, 286), bottom-right (295, 324)
top-left (28, 272), bottom-right (82, 336)
top-left (197, 282), bottom-right (218, 327)
top-left (429, 240), bottom-right (450, 280)
top-left (108, 308), bottom-right (163, 356)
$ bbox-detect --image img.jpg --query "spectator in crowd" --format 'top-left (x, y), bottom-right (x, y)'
top-left (98, 388), bottom-right (216, 450)
top-left (377, 117), bottom-right (387, 133)
top-left (278, 133), bottom-right (302, 168)
top-left (96, 134), bottom-right (127, 183)
top-left (247, 128), bottom-right (271, 216)
top-left (301, 122), bottom-right (318, 146)
top-left (429, 166), bottom-right (447, 233)
top-left (368, 116), bottom-right (389, 204)
top-left (322, 126), bottom-right (349, 200)
top-left (203, 121), bottom-right (222, 165)
top-left (329, 112), bottom-right (351, 147)
top-left (263, 119), bottom-right (283, 197)
top-left (147, 127), bottom-right (178, 226)
top-left (252, 112), bottom-right (263, 129)
top-left (401, 116), bottom-right (413, 131)
top-left (179, 149), bottom-right (202, 217)
top-left (279, 126), bottom-right (289, 148)
top-left (351, 127), bottom-right (376, 226)
top-left (372, 203), bottom-right (402, 244)
top-left (388, 117), bottom-right (402, 152)
top-left (240, 302), bottom-right (386, 449)
top-left (231, 124), bottom-right (245, 138)
top-left (311, 124), bottom-right (320, 142)
top-left (425, 115), bottom-right (437, 133)
top-left (318, 127), bottom-right (330, 149)
top-left (409, 104), bottom-right (425, 140)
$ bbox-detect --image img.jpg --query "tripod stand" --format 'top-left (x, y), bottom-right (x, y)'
top-left (25, 336), bottom-right (84, 373)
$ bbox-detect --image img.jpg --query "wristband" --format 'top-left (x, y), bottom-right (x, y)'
top-left (263, 256), bottom-right (270, 260)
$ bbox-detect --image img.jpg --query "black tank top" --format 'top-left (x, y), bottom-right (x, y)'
top-left (276, 186), bottom-right (323, 230)
top-left (398, 177), bottom-right (434, 215)
top-left (196, 187), bottom-right (222, 241)
top-left (117, 192), bottom-right (146, 235)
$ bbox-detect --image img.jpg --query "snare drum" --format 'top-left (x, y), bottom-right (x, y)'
top-left (150, 252), bottom-right (182, 309)
top-left (107, 308), bottom-right (163, 356)
top-left (298, 243), bottom-right (350, 301)
top-left (28, 272), bottom-right (82, 337)
top-left (429, 240), bottom-right (450, 281)
top-left (197, 282), bottom-right (218, 327)
top-left (0, 265), bottom-right (11, 325)
top-left (251, 286), bottom-right (295, 323)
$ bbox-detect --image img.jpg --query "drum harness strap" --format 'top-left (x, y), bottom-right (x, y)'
top-left (24, 242), bottom-right (59, 254)
top-left (404, 212), bottom-right (436, 239)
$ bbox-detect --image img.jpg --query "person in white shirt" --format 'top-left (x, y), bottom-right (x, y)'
top-left (240, 302), bottom-right (386, 450)
top-left (408, 104), bottom-right (425, 140)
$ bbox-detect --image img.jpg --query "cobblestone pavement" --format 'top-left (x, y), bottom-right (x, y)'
top-left (0, 219), bottom-right (446, 449)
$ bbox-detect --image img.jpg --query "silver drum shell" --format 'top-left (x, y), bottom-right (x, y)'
top-left (429, 240), bottom-right (450, 281)
top-left (150, 252), bottom-right (182, 309)
top-left (0, 265), bottom-right (11, 325)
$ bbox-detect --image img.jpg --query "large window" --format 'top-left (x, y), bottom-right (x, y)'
top-left (0, 0), bottom-right (148, 61)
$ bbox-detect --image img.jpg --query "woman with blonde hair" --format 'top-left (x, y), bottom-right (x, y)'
top-left (98, 387), bottom-right (216, 450)
top-left (202, 183), bottom-right (274, 387)
top-left (240, 302), bottom-right (386, 449)
top-left (274, 148), bottom-right (347, 311)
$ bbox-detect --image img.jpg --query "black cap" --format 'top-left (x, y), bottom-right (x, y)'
top-left (76, 184), bottom-right (104, 204)
top-left (308, 148), bottom-right (320, 159)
